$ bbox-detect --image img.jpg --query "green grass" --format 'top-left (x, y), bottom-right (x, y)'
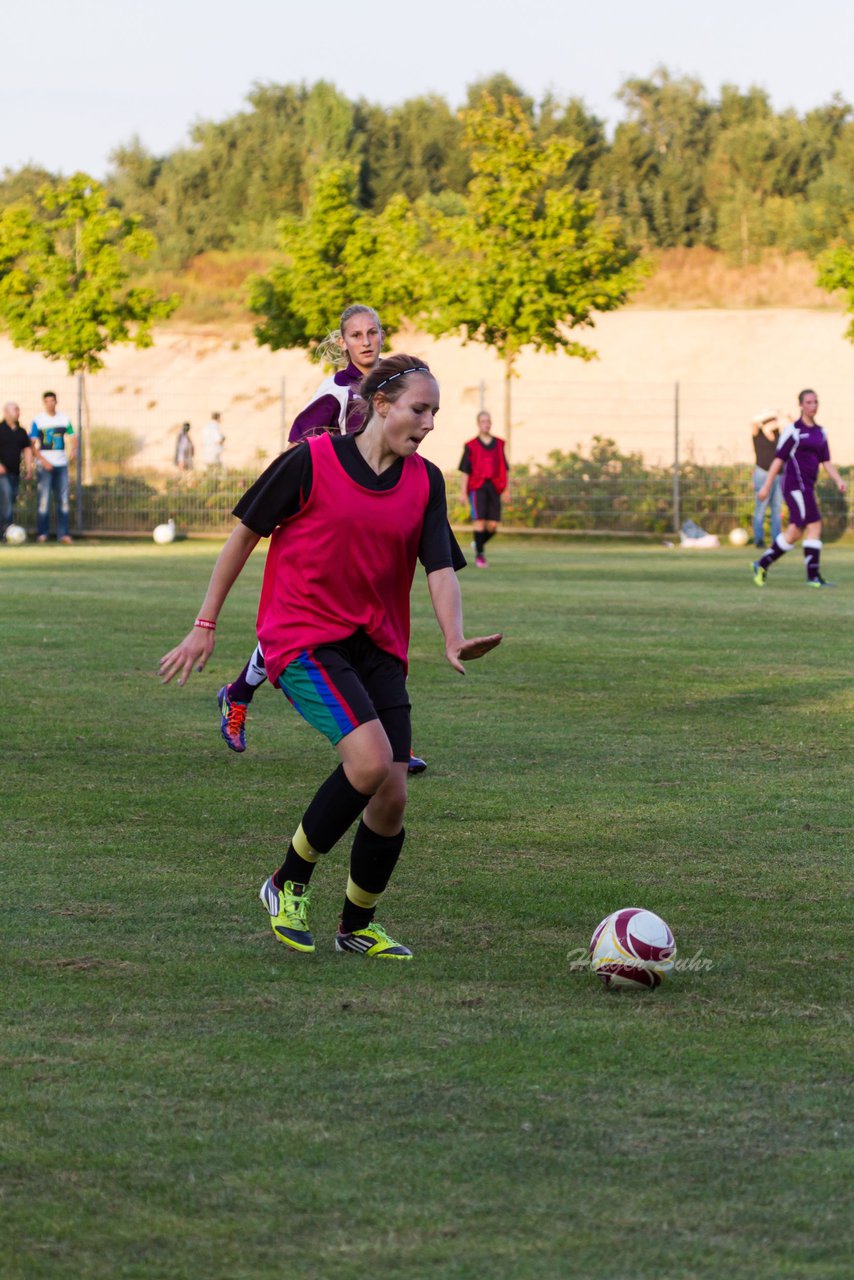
top-left (2, 539), bottom-right (852, 1280)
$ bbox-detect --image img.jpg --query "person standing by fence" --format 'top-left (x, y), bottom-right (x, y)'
top-left (175, 423), bottom-right (194, 473)
top-left (30, 391), bottom-right (74, 544)
top-left (201, 412), bottom-right (225, 468)
top-left (0, 402), bottom-right (33, 538)
top-left (459, 411), bottom-right (508, 568)
top-left (751, 411), bottom-right (782, 548)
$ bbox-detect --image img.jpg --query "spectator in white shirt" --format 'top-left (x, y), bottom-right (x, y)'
top-left (201, 412), bottom-right (225, 468)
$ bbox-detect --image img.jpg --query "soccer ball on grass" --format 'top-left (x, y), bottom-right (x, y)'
top-left (589, 907), bottom-right (676, 990)
top-left (152, 519), bottom-right (176, 545)
top-left (4, 524), bottom-right (27, 545)
top-left (728, 527), bottom-right (749, 547)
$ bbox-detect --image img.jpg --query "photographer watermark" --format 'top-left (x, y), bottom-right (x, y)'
top-left (567, 947), bottom-right (714, 973)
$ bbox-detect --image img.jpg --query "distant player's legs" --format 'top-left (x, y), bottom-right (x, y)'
top-left (229, 642), bottom-right (267, 703)
top-left (801, 520), bottom-right (829, 585)
top-left (218, 643), bottom-right (266, 751)
top-left (753, 485), bottom-right (812, 584)
top-left (472, 486), bottom-right (500, 567)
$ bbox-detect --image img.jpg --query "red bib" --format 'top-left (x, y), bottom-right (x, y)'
top-left (465, 436), bottom-right (507, 494)
top-left (257, 433), bottom-right (430, 683)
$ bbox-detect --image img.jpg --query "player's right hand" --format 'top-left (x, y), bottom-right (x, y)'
top-left (159, 629), bottom-right (216, 687)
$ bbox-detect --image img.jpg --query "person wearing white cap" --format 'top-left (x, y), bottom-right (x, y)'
top-left (751, 410), bottom-right (782, 548)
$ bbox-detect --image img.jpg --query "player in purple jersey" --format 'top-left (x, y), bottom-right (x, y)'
top-left (752, 390), bottom-right (846, 588)
top-left (217, 304), bottom-right (429, 772)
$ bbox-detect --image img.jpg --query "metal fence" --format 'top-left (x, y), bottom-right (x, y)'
top-left (5, 369), bottom-right (852, 538)
top-left (8, 463), bottom-right (851, 540)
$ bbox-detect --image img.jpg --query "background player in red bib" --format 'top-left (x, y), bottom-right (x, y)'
top-left (217, 305), bottom-right (429, 774)
top-left (160, 355), bottom-right (501, 959)
top-left (459, 411), bottom-right (508, 568)
top-left (753, 389), bottom-right (846, 588)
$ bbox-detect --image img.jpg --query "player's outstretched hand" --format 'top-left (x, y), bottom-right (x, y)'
top-left (159, 628), bottom-right (216, 687)
top-left (446, 633), bottom-right (503, 674)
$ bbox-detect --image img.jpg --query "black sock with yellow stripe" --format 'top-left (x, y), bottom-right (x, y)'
top-left (273, 765), bottom-right (372, 890)
top-left (340, 821), bottom-right (405, 933)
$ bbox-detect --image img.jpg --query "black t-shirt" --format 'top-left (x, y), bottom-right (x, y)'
top-left (234, 435), bottom-right (466, 574)
top-left (0, 424), bottom-right (31, 475)
top-left (753, 428), bottom-right (780, 470)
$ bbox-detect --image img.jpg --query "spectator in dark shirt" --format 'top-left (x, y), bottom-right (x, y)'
top-left (0, 402), bottom-right (34, 537)
top-left (751, 411), bottom-right (782, 548)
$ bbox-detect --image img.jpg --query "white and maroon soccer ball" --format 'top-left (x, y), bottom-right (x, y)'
top-left (589, 907), bottom-right (676, 990)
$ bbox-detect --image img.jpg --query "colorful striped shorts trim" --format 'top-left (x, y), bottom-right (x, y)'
top-left (278, 637), bottom-right (411, 759)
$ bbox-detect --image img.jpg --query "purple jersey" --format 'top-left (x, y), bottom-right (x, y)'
top-left (776, 419), bottom-right (830, 490)
top-left (288, 362), bottom-right (366, 443)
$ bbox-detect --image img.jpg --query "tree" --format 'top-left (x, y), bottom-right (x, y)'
top-left (249, 164), bottom-right (436, 350)
top-left (425, 97), bottom-right (646, 451)
top-left (816, 246), bottom-right (854, 342)
top-left (0, 173), bottom-right (177, 372)
top-left (0, 173), bottom-right (177, 518)
top-left (592, 69), bottom-right (716, 247)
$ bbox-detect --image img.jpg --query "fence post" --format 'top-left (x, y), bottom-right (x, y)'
top-left (673, 380), bottom-right (680, 535)
top-left (280, 377), bottom-right (287, 454)
top-left (76, 372), bottom-right (84, 535)
top-left (479, 380), bottom-right (485, 412)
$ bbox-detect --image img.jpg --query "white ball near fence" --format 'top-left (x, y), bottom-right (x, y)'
top-left (4, 524), bottom-right (27, 545)
top-left (153, 519), bottom-right (176, 545)
top-left (728, 527), bottom-right (749, 547)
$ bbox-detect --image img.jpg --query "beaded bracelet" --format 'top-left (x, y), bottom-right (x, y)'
top-left (194, 618), bottom-right (217, 631)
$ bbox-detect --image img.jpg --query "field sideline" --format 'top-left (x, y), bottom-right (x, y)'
top-left (2, 540), bottom-right (851, 1279)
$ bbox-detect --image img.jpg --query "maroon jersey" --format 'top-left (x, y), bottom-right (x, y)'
top-left (256, 432), bottom-right (430, 684)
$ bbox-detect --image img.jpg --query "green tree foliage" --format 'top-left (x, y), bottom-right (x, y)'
top-left (592, 68), bottom-right (717, 247)
top-left (360, 96), bottom-right (468, 208)
top-left (249, 164), bottom-right (435, 349)
top-left (0, 174), bottom-right (177, 372)
top-left (816, 245), bottom-right (854, 341)
top-left (30, 70), bottom-right (848, 271)
top-left (425, 97), bottom-right (646, 448)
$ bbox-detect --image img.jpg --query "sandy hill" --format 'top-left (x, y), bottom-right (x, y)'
top-left (4, 307), bottom-right (854, 473)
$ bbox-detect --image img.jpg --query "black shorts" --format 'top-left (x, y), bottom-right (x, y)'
top-left (278, 631), bottom-right (412, 762)
top-left (470, 480), bottom-right (502, 523)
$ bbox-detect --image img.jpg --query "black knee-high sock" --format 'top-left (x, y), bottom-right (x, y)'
top-left (229, 645), bottom-right (267, 704)
top-left (474, 530), bottom-right (486, 554)
top-left (759, 533), bottom-right (792, 571)
top-left (273, 765), bottom-right (372, 889)
top-left (340, 822), bottom-right (405, 932)
top-left (803, 539), bottom-right (822, 580)
top-left (481, 528), bottom-right (496, 545)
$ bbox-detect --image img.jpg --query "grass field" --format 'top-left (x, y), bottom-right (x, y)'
top-left (2, 539), bottom-right (852, 1280)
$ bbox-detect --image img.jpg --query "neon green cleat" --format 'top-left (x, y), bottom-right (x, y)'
top-left (259, 877), bottom-right (314, 952)
top-left (806, 575), bottom-right (836, 588)
top-left (752, 560), bottom-right (767, 587)
top-left (335, 920), bottom-right (413, 959)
